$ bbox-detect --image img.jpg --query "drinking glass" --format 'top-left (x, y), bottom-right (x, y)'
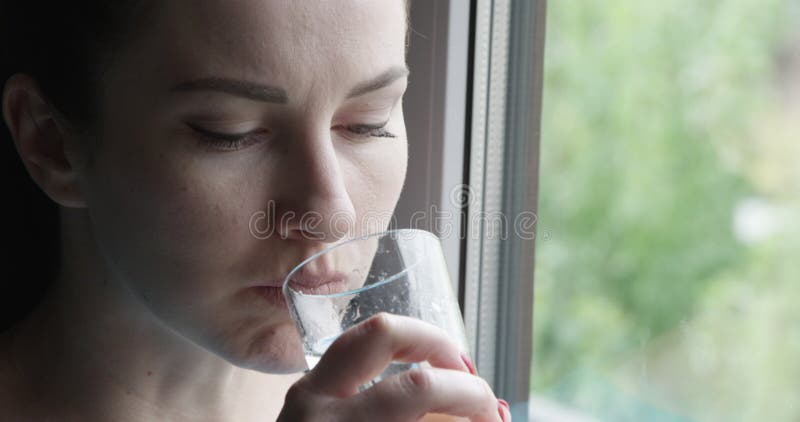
top-left (282, 228), bottom-right (469, 390)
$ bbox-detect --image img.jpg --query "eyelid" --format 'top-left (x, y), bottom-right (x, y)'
top-left (186, 122), bottom-right (255, 140)
top-left (333, 119), bottom-right (389, 130)
top-left (341, 104), bottom-right (395, 114)
top-left (332, 107), bottom-right (393, 127)
top-left (185, 121), bottom-right (273, 152)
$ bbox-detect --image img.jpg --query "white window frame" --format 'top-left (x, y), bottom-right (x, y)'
top-left (398, 1), bottom-right (546, 420)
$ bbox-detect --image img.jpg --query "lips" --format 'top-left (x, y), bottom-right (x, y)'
top-left (284, 270), bottom-right (349, 295)
top-left (247, 270), bottom-right (349, 307)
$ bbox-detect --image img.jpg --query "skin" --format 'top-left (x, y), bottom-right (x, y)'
top-left (0, 0), bottom-right (509, 420)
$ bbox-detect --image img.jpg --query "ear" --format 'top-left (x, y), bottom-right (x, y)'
top-left (2, 73), bottom-right (88, 208)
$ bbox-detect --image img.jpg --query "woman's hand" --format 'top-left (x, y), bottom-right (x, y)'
top-left (277, 313), bottom-right (511, 422)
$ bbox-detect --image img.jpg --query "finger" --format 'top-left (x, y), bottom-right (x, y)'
top-left (498, 399), bottom-right (511, 421)
top-left (342, 367), bottom-right (500, 422)
top-left (305, 313), bottom-right (470, 396)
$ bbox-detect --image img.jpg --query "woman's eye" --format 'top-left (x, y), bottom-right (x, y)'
top-left (187, 123), bottom-right (270, 151)
top-left (339, 122), bottom-right (397, 140)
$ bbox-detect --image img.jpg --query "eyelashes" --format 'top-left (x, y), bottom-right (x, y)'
top-left (341, 122), bottom-right (397, 139)
top-left (187, 123), bottom-right (269, 151)
top-left (188, 121), bottom-right (397, 152)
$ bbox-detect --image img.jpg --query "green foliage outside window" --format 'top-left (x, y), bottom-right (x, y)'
top-left (533, 0), bottom-right (800, 420)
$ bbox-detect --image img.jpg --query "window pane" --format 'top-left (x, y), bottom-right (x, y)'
top-left (533, 1), bottom-right (800, 421)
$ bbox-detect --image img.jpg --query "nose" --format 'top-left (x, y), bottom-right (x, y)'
top-left (273, 127), bottom-right (356, 243)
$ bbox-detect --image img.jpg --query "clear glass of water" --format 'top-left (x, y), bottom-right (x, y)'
top-left (282, 229), bottom-right (469, 390)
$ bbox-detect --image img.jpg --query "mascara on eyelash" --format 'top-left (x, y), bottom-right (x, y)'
top-left (188, 121), bottom-right (396, 151)
top-left (346, 122), bottom-right (397, 138)
top-left (186, 122), bottom-right (251, 141)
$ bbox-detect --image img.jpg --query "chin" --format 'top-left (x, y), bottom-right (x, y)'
top-left (224, 321), bottom-right (308, 374)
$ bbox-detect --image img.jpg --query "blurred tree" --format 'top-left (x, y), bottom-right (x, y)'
top-left (532, 0), bottom-right (797, 420)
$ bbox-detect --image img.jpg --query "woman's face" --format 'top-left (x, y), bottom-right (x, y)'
top-left (79, 0), bottom-right (409, 372)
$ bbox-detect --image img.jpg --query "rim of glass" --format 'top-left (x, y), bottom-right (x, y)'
top-left (281, 228), bottom-right (440, 299)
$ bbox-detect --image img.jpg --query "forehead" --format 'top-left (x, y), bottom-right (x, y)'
top-left (139, 0), bottom-right (408, 101)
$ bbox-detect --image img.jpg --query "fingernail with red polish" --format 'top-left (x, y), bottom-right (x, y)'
top-left (460, 352), bottom-right (477, 375)
top-left (497, 399), bottom-right (510, 421)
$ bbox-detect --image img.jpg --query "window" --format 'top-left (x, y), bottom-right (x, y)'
top-left (400, 1), bottom-right (545, 420)
top-left (404, 1), bottom-right (800, 421)
top-left (533, 1), bottom-right (800, 421)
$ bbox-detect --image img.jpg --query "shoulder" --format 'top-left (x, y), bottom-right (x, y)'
top-left (0, 326), bottom-right (49, 420)
top-left (0, 330), bottom-right (26, 413)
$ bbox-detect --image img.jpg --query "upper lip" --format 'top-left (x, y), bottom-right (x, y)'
top-left (286, 271), bottom-right (346, 288)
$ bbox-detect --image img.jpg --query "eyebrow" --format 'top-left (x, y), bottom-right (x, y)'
top-left (169, 65), bottom-right (409, 104)
top-left (346, 65), bottom-right (410, 98)
top-left (170, 78), bottom-right (289, 104)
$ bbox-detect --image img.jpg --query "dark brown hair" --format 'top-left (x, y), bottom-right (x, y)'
top-left (0, 1), bottom-right (149, 329)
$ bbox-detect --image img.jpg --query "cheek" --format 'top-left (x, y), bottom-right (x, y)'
top-left (85, 139), bottom-right (258, 299)
top-left (345, 139), bottom-right (408, 233)
top-left (84, 138), bottom-right (314, 368)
